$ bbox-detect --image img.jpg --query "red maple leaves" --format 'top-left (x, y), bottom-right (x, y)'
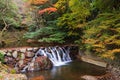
top-left (38, 7), bottom-right (57, 15)
top-left (30, 0), bottom-right (49, 5)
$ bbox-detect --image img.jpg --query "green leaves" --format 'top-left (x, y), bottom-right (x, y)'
top-left (0, 51), bottom-right (5, 63)
top-left (94, 0), bottom-right (120, 12)
top-left (0, 0), bottom-right (22, 28)
top-left (24, 25), bottom-right (67, 43)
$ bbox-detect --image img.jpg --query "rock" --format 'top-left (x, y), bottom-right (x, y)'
top-left (6, 52), bottom-right (12, 56)
top-left (25, 51), bottom-right (35, 58)
top-left (32, 48), bottom-right (39, 53)
top-left (20, 48), bottom-right (26, 53)
top-left (35, 56), bottom-right (52, 70)
top-left (20, 53), bottom-right (25, 60)
top-left (27, 48), bottom-right (33, 51)
top-left (12, 51), bottom-right (18, 58)
top-left (24, 56), bottom-right (52, 72)
top-left (18, 60), bottom-right (24, 67)
top-left (81, 75), bottom-right (97, 80)
top-left (28, 62), bottom-right (35, 71)
top-left (4, 56), bottom-right (16, 68)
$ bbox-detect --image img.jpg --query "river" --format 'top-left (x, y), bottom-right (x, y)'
top-left (26, 60), bottom-right (106, 80)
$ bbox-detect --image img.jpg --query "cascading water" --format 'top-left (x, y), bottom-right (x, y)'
top-left (21, 46), bottom-right (72, 72)
top-left (36, 46), bottom-right (72, 66)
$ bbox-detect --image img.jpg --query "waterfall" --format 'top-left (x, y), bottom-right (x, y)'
top-left (21, 46), bottom-right (72, 72)
top-left (36, 46), bottom-right (72, 66)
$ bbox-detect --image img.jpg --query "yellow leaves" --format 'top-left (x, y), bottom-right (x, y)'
top-left (83, 39), bottom-right (98, 44)
top-left (99, 25), bottom-right (109, 29)
top-left (54, 0), bottom-right (68, 13)
top-left (111, 49), bottom-right (120, 53)
top-left (77, 24), bottom-right (86, 28)
top-left (93, 48), bottom-right (105, 53)
top-left (104, 35), bottom-right (120, 45)
top-left (93, 44), bottom-right (105, 48)
top-left (108, 40), bottom-right (120, 45)
top-left (84, 27), bottom-right (100, 36)
top-left (102, 52), bottom-right (115, 60)
top-left (101, 49), bottom-right (120, 60)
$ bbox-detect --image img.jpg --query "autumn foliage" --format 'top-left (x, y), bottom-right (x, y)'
top-left (29, 0), bottom-right (48, 5)
top-left (38, 7), bottom-right (57, 15)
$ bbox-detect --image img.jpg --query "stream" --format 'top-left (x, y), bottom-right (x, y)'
top-left (26, 60), bottom-right (106, 80)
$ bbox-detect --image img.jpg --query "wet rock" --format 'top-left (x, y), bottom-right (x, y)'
top-left (28, 62), bottom-right (35, 71)
top-left (35, 56), bottom-right (52, 70)
top-left (18, 60), bottom-right (24, 68)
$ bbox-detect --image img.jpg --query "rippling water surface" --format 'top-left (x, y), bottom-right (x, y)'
top-left (26, 60), bottom-right (106, 80)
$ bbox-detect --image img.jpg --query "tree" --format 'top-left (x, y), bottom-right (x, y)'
top-left (0, 0), bottom-right (22, 41)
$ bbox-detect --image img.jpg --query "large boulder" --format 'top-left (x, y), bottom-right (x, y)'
top-left (26, 56), bottom-right (52, 71)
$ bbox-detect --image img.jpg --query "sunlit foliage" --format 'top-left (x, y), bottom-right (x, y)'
top-left (24, 0), bottom-right (120, 60)
top-left (82, 12), bottom-right (120, 60)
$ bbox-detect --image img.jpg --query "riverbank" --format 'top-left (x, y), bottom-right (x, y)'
top-left (77, 52), bottom-right (120, 80)
top-left (0, 62), bottom-right (27, 80)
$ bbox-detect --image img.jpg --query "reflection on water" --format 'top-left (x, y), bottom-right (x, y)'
top-left (26, 60), bottom-right (106, 80)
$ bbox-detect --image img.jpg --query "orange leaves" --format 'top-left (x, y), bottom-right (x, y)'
top-left (29, 0), bottom-right (49, 5)
top-left (38, 7), bottom-right (57, 15)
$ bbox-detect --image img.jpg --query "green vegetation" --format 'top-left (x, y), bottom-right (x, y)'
top-left (0, 0), bottom-right (22, 28)
top-left (0, 51), bottom-right (4, 63)
top-left (24, 0), bottom-right (120, 61)
top-left (0, 0), bottom-right (120, 62)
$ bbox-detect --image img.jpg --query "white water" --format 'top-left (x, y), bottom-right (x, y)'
top-left (36, 46), bottom-right (72, 66)
top-left (21, 46), bottom-right (72, 72)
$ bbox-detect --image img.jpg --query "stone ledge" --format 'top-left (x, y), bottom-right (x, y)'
top-left (81, 56), bottom-right (107, 67)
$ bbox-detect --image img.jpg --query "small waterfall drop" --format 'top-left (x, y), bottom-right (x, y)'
top-left (36, 46), bottom-right (72, 66)
top-left (21, 46), bottom-right (72, 72)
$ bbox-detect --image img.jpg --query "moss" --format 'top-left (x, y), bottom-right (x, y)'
top-left (10, 69), bottom-right (16, 74)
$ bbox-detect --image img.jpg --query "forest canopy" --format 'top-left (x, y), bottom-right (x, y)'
top-left (0, 0), bottom-right (120, 60)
